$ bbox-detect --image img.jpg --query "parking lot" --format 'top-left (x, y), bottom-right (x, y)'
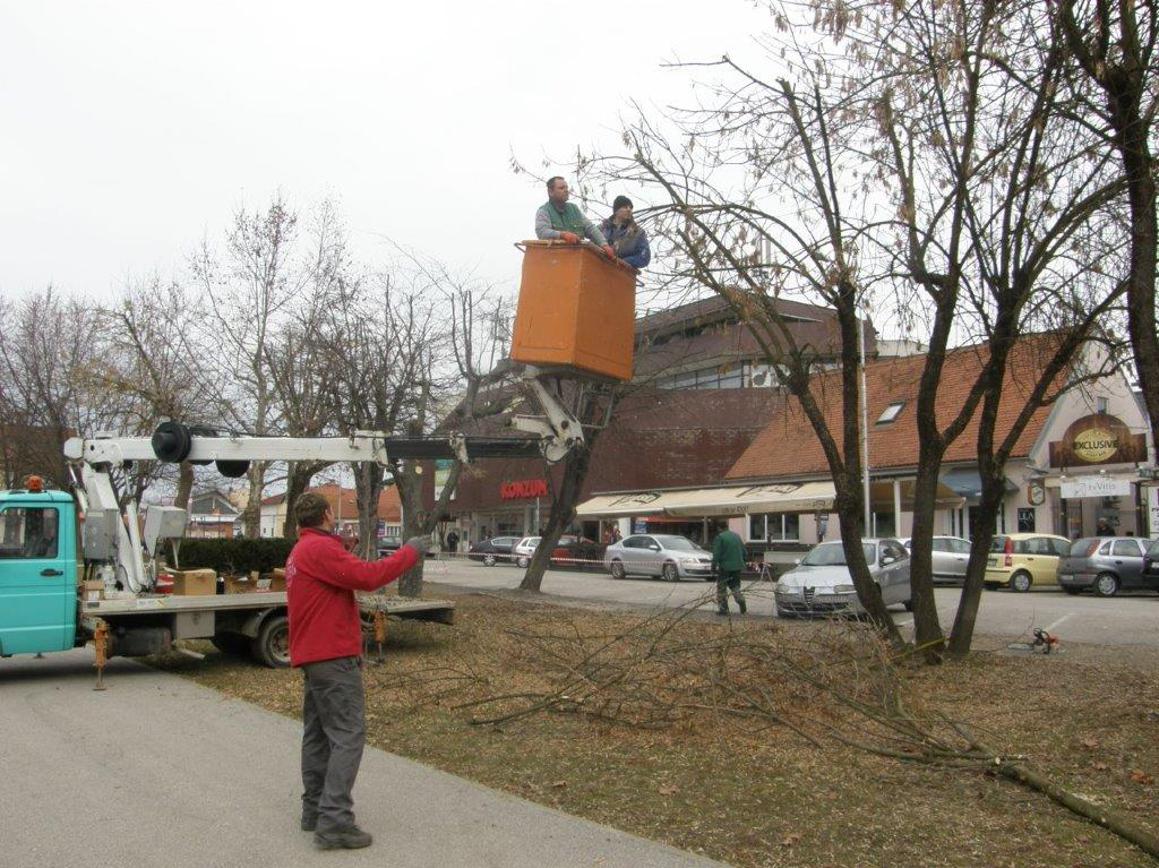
top-left (424, 556), bottom-right (1159, 648)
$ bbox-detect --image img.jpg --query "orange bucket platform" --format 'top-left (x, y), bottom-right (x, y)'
top-left (510, 241), bottom-right (636, 382)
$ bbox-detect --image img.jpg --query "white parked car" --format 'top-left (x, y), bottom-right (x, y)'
top-left (603, 534), bottom-right (714, 581)
top-left (774, 538), bottom-right (912, 618)
top-left (512, 536), bottom-right (541, 568)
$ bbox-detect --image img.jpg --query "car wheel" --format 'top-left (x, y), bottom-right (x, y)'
top-left (903, 599), bottom-right (914, 612)
top-left (1009, 571), bottom-right (1032, 593)
top-left (1094, 572), bottom-right (1119, 598)
top-left (483, 554), bottom-right (496, 567)
top-left (662, 562), bottom-right (679, 582)
top-left (610, 560), bottom-right (626, 579)
top-left (1062, 586), bottom-right (1082, 596)
top-left (516, 556), bottom-right (529, 569)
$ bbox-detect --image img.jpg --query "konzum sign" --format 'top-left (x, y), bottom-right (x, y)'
top-left (1048, 414), bottom-right (1146, 467)
top-left (500, 479), bottom-right (548, 500)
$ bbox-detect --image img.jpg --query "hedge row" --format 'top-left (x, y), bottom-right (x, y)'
top-left (173, 538), bottom-right (294, 575)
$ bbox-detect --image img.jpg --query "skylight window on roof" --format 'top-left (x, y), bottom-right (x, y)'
top-left (876, 401), bottom-right (905, 424)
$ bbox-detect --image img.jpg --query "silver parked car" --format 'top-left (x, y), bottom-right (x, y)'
top-left (774, 538), bottom-right (912, 618)
top-left (603, 534), bottom-right (714, 581)
top-left (900, 535), bottom-right (972, 584)
top-left (1058, 536), bottom-right (1158, 597)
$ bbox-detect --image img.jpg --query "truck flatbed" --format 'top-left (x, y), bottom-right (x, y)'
top-left (81, 592), bottom-right (455, 624)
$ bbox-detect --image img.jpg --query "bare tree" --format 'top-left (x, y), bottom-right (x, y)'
top-left (0, 288), bottom-right (115, 487)
top-left (572, 0), bottom-right (1131, 654)
top-left (92, 277), bottom-right (219, 509)
top-left (189, 195), bottom-right (305, 537)
top-left (1058, 0), bottom-right (1159, 453)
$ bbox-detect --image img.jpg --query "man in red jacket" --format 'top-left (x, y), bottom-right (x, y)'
top-left (285, 492), bottom-right (429, 851)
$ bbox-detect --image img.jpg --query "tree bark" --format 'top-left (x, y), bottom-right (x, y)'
top-left (520, 434), bottom-right (597, 592)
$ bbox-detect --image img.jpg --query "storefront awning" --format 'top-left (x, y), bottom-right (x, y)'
top-left (576, 481), bottom-right (836, 519)
top-left (575, 490), bottom-right (702, 518)
top-left (939, 468), bottom-right (1016, 498)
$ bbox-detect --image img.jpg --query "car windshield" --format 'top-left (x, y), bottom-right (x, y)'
top-left (800, 541), bottom-right (876, 566)
top-left (657, 536), bottom-right (703, 552)
top-left (1148, 540), bottom-right (1159, 558)
top-left (989, 536), bottom-right (1009, 553)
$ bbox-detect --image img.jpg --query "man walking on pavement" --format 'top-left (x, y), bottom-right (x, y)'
top-left (711, 527), bottom-right (747, 616)
top-left (285, 492), bottom-right (430, 850)
top-left (535, 176), bottom-right (617, 260)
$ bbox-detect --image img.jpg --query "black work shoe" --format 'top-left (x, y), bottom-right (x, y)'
top-left (739, 602), bottom-right (747, 614)
top-left (314, 825), bottom-right (373, 850)
top-left (301, 814), bottom-right (317, 832)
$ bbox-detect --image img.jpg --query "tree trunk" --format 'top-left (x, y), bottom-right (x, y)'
top-left (907, 463), bottom-right (947, 660)
top-left (354, 463), bottom-right (385, 560)
top-left (947, 474), bottom-right (1006, 656)
top-left (395, 461), bottom-right (427, 598)
top-left (520, 436), bottom-right (596, 592)
top-left (282, 461), bottom-right (324, 540)
top-left (242, 460), bottom-right (266, 539)
top-left (833, 507), bottom-right (905, 649)
top-left (174, 462), bottom-right (194, 511)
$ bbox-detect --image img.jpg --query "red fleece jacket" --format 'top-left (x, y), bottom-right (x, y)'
top-left (285, 528), bottom-right (419, 667)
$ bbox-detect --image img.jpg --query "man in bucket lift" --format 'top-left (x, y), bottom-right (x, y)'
top-left (535, 176), bottom-right (617, 260)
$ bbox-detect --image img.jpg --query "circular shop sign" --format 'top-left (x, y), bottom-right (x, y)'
top-left (1071, 427), bottom-right (1119, 463)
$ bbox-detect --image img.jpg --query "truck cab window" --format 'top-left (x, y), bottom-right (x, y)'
top-left (0, 508), bottom-right (59, 559)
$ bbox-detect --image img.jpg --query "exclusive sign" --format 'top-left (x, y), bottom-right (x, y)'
top-left (1048, 414), bottom-right (1146, 467)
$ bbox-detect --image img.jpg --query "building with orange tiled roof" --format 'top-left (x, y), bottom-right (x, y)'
top-left (258, 483), bottom-right (403, 539)
top-left (575, 336), bottom-right (1155, 548)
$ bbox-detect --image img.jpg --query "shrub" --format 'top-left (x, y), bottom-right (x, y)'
top-left (172, 538), bottom-right (295, 575)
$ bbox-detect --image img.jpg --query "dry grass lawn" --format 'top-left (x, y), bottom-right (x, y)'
top-left (152, 591), bottom-right (1159, 867)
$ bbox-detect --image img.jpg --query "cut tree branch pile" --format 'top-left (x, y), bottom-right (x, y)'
top-left (437, 593), bottom-right (1159, 858)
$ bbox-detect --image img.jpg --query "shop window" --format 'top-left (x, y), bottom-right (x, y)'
top-left (870, 511), bottom-right (896, 538)
top-left (1017, 507), bottom-right (1036, 533)
top-left (749, 513), bottom-right (800, 542)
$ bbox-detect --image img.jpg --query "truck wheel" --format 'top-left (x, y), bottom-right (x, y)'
top-left (252, 615), bottom-right (291, 668)
top-left (211, 632), bottom-right (251, 658)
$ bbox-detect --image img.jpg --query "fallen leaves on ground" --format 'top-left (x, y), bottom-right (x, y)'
top-left (151, 591), bottom-right (1159, 867)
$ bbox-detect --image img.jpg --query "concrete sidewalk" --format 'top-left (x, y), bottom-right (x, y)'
top-left (0, 650), bottom-right (723, 868)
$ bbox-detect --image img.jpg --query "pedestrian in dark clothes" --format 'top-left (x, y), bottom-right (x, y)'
top-left (711, 528), bottom-right (747, 615)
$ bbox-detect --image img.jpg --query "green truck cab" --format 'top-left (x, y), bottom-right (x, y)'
top-left (0, 484), bottom-right (79, 657)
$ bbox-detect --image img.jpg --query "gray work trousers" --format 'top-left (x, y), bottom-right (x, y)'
top-left (716, 570), bottom-right (745, 612)
top-left (301, 656), bottom-right (366, 832)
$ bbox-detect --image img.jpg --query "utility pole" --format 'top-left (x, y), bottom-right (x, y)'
top-left (858, 303), bottom-right (871, 535)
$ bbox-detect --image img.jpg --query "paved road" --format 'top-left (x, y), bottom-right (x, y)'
top-left (0, 651), bottom-right (722, 868)
top-left (422, 556), bottom-right (1159, 648)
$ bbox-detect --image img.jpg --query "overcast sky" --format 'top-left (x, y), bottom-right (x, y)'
top-left (1, 1), bottom-right (772, 301)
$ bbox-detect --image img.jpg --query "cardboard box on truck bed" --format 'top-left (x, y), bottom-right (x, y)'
top-left (170, 569), bottom-right (217, 596)
top-left (256, 568), bottom-right (286, 592)
top-left (223, 572), bottom-right (257, 594)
